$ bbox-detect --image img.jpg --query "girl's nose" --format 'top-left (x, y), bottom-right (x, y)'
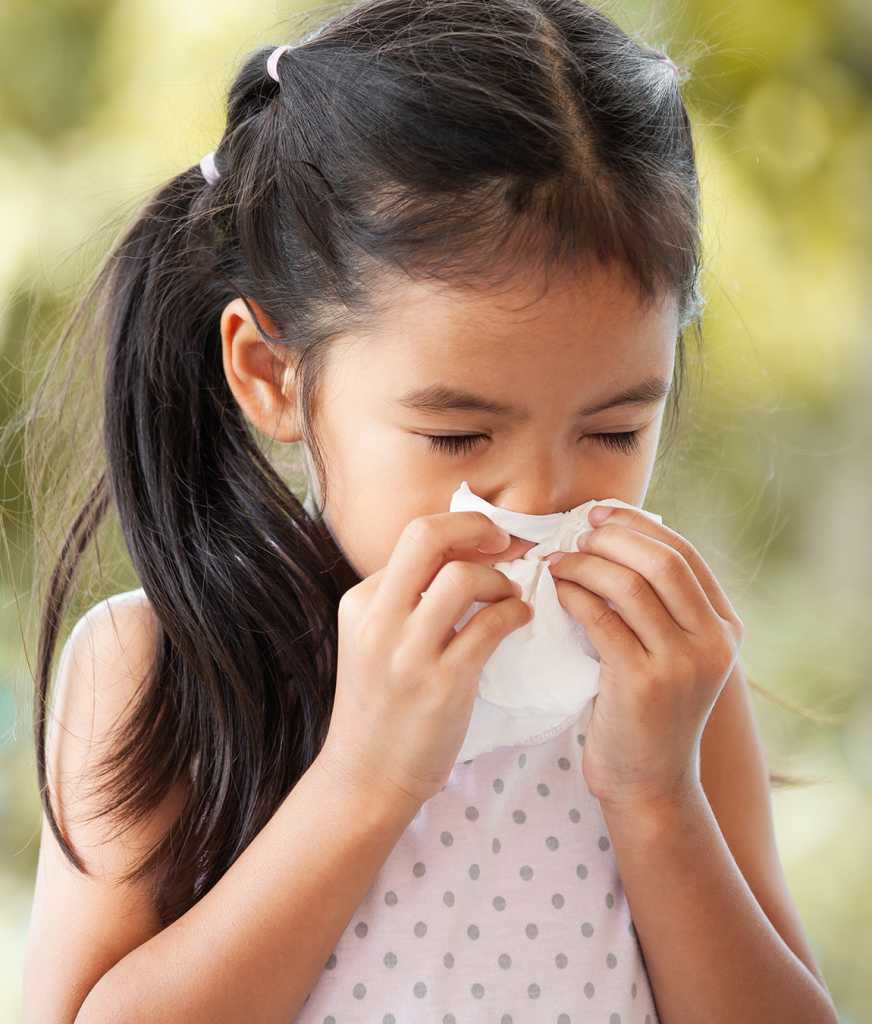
top-left (483, 473), bottom-right (576, 518)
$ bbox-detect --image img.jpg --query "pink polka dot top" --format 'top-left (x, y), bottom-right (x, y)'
top-left (294, 706), bottom-right (659, 1024)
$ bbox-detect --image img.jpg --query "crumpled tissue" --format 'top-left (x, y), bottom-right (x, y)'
top-left (449, 482), bottom-right (661, 761)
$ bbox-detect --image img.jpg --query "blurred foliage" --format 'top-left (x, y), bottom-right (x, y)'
top-left (1, 0), bottom-right (871, 1022)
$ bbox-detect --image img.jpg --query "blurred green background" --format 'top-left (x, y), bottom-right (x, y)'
top-left (1, 0), bottom-right (870, 1020)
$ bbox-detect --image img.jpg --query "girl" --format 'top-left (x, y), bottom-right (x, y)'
top-left (23, 1), bottom-right (839, 1022)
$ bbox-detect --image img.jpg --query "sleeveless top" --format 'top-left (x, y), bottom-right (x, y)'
top-left (294, 706), bottom-right (659, 1024)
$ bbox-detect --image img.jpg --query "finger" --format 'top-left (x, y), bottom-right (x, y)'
top-left (445, 536), bottom-right (536, 567)
top-left (586, 506), bottom-right (735, 621)
top-left (442, 594), bottom-right (533, 677)
top-left (552, 578), bottom-right (640, 666)
top-left (548, 550), bottom-right (683, 653)
top-left (567, 526), bottom-right (715, 635)
top-left (375, 512), bottom-right (513, 617)
top-left (408, 561), bottom-right (520, 652)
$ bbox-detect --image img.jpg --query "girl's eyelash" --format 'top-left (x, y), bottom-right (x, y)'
top-left (427, 431), bottom-right (642, 456)
top-left (426, 434), bottom-right (488, 455)
top-left (589, 430), bottom-right (642, 455)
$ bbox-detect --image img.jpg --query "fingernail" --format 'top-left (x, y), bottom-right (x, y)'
top-left (495, 525), bottom-right (511, 543)
top-left (511, 580), bottom-right (523, 596)
top-left (588, 505), bottom-right (611, 525)
top-left (576, 530), bottom-right (593, 548)
top-left (544, 551), bottom-right (563, 565)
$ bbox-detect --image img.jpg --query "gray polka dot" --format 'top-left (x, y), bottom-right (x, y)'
top-left (414, 809), bottom-right (421, 820)
top-left (584, 982), bottom-right (595, 999)
top-left (610, 1016), bottom-right (621, 1024)
top-left (468, 924), bottom-right (480, 940)
top-left (631, 982), bottom-right (637, 998)
top-left (471, 983), bottom-right (485, 999)
top-left (465, 806), bottom-right (479, 821)
top-left (324, 1017), bottom-right (335, 1024)
top-left (576, 864), bottom-right (589, 881)
top-left (525, 923), bottom-right (538, 939)
top-left (605, 893), bottom-right (614, 909)
top-left (441, 831), bottom-right (454, 847)
top-left (577, 733), bottom-right (585, 745)
top-left (569, 808), bottom-right (581, 823)
top-left (581, 922), bottom-right (594, 938)
top-left (552, 893), bottom-right (565, 909)
top-left (629, 921), bottom-right (637, 938)
top-left (353, 983), bottom-right (366, 999)
top-left (414, 921), bottom-right (427, 938)
top-left (519, 865), bottom-right (533, 881)
top-left (528, 983), bottom-right (541, 999)
top-left (558, 756), bottom-right (571, 770)
top-left (385, 890), bottom-right (398, 906)
top-left (556, 953), bottom-right (568, 969)
top-left (325, 953), bottom-right (337, 970)
top-left (383, 952), bottom-right (397, 968)
top-left (537, 783), bottom-right (550, 797)
top-left (444, 952), bottom-right (454, 968)
top-left (558, 1015), bottom-right (571, 1024)
top-left (546, 836), bottom-right (559, 851)
top-left (469, 863), bottom-right (480, 880)
top-left (493, 778), bottom-right (504, 793)
top-left (501, 1017), bottom-right (513, 1024)
top-left (588, 786), bottom-right (596, 797)
top-left (413, 861), bottom-right (426, 877)
top-left (518, 753), bottom-right (527, 768)
top-left (463, 759), bottom-right (473, 764)
top-left (598, 836), bottom-right (611, 851)
top-left (444, 1017), bottom-right (457, 1024)
top-left (383, 1015), bottom-right (396, 1024)
top-left (443, 891), bottom-right (455, 907)
top-left (513, 810), bottom-right (526, 824)
top-left (498, 953), bottom-right (512, 969)
top-left (492, 838), bottom-right (501, 853)
top-left (607, 953), bottom-right (618, 969)
top-left (355, 921), bottom-right (368, 938)
top-left (493, 896), bottom-right (507, 911)
top-left (413, 981), bottom-right (427, 999)
top-left (646, 1016), bottom-right (652, 1024)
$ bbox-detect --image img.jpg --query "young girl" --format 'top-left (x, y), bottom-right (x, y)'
top-left (23, 1), bottom-right (839, 1022)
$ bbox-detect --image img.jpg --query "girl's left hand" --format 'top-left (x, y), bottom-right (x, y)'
top-left (546, 506), bottom-right (744, 812)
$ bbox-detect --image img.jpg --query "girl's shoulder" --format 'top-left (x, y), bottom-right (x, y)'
top-left (48, 589), bottom-right (162, 837)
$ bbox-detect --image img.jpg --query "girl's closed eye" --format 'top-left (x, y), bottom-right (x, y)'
top-left (588, 429), bottom-right (643, 455)
top-left (425, 432), bottom-right (490, 456)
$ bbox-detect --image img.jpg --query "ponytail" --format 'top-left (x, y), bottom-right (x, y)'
top-left (37, 167), bottom-right (354, 923)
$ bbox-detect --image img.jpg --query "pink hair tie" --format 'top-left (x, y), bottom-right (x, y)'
top-left (267, 45), bottom-right (291, 83)
top-left (199, 151), bottom-right (220, 186)
top-left (661, 55), bottom-right (680, 81)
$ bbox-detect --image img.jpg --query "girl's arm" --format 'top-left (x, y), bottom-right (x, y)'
top-left (548, 509), bottom-right (838, 1024)
top-left (23, 514), bottom-right (532, 1024)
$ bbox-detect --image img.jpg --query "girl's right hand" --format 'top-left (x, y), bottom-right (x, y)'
top-left (319, 511), bottom-right (533, 809)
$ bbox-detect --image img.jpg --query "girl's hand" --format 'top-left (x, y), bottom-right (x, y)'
top-left (546, 506), bottom-right (744, 812)
top-left (319, 512), bottom-right (533, 809)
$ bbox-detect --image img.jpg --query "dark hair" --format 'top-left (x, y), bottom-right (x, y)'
top-left (34, 0), bottom-right (700, 924)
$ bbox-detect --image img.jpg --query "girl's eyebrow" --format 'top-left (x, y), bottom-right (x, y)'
top-left (580, 377), bottom-right (673, 416)
top-left (396, 378), bottom-right (672, 418)
top-left (396, 385), bottom-right (515, 416)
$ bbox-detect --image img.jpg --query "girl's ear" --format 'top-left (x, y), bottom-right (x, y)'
top-left (220, 297), bottom-right (302, 443)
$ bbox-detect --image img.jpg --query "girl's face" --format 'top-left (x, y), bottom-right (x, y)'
top-left (309, 265), bottom-right (679, 578)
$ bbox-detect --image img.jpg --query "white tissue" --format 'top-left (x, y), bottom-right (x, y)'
top-left (449, 482), bottom-right (661, 761)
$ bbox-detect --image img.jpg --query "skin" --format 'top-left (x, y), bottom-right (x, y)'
top-left (23, 265), bottom-right (838, 1024)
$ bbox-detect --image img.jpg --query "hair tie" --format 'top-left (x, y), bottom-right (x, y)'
top-left (267, 45), bottom-right (291, 83)
top-left (661, 55), bottom-right (680, 81)
top-left (199, 151), bottom-right (221, 186)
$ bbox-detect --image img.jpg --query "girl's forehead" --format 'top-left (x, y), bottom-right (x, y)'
top-left (327, 265), bottom-right (678, 385)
